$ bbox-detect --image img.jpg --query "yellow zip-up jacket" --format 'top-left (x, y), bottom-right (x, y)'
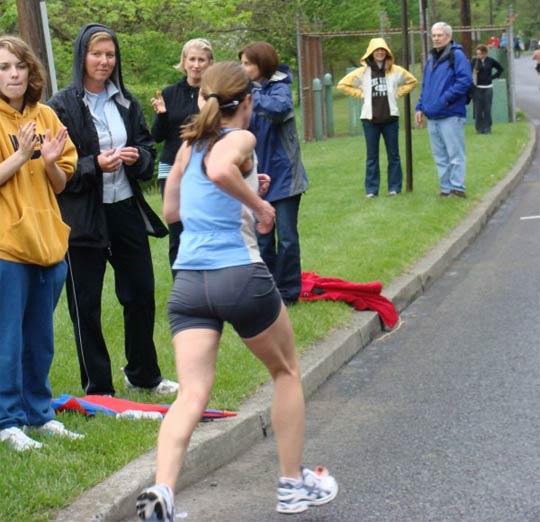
top-left (0, 98), bottom-right (77, 266)
top-left (337, 37), bottom-right (417, 120)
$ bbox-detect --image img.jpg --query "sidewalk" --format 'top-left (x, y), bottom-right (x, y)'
top-left (54, 122), bottom-right (537, 522)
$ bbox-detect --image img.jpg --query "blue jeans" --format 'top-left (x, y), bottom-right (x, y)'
top-left (0, 260), bottom-right (67, 430)
top-left (257, 195), bottom-right (302, 303)
top-left (427, 116), bottom-right (466, 193)
top-left (362, 119), bottom-right (403, 195)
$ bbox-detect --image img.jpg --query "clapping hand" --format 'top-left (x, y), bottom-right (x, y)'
top-left (16, 121), bottom-right (38, 162)
top-left (41, 127), bottom-right (68, 166)
top-left (98, 146), bottom-right (140, 171)
top-left (116, 146), bottom-right (139, 166)
top-left (150, 90), bottom-right (166, 114)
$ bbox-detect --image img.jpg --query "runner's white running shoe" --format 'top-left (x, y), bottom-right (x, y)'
top-left (136, 484), bottom-right (175, 522)
top-left (276, 465), bottom-right (338, 514)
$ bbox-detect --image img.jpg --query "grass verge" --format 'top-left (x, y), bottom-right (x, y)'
top-left (1, 120), bottom-right (529, 521)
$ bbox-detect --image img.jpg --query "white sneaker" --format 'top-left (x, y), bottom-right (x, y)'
top-left (276, 466), bottom-right (338, 514)
top-left (152, 379), bottom-right (178, 395)
top-left (35, 420), bottom-right (85, 440)
top-left (136, 483), bottom-right (175, 522)
top-left (125, 375), bottom-right (178, 396)
top-left (0, 427), bottom-right (42, 451)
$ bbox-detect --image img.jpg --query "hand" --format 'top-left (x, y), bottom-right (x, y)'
top-left (150, 90), bottom-right (166, 114)
top-left (97, 148), bottom-right (123, 172)
top-left (16, 121), bottom-right (38, 162)
top-left (117, 146), bottom-right (139, 166)
top-left (254, 200), bottom-right (275, 234)
top-left (41, 127), bottom-right (68, 166)
top-left (257, 173), bottom-right (271, 197)
top-left (415, 111), bottom-right (424, 126)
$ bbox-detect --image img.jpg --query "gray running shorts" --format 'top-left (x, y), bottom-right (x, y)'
top-left (167, 263), bottom-right (282, 339)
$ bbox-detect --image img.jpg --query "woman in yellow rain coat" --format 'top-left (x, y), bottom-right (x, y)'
top-left (338, 38), bottom-right (416, 198)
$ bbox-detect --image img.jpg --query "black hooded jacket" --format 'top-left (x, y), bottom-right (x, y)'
top-left (48, 23), bottom-right (167, 247)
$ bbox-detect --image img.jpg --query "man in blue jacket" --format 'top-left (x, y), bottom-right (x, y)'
top-left (415, 22), bottom-right (473, 198)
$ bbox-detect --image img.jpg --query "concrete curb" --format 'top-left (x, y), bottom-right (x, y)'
top-left (54, 122), bottom-right (537, 522)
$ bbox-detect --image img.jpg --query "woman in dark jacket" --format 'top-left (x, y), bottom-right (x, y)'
top-left (470, 44), bottom-right (503, 135)
top-left (150, 38), bottom-right (213, 273)
top-left (48, 23), bottom-right (176, 397)
top-left (239, 42), bottom-right (309, 305)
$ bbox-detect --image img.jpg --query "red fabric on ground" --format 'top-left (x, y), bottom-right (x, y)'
top-left (300, 271), bottom-right (399, 328)
top-left (80, 395), bottom-right (170, 414)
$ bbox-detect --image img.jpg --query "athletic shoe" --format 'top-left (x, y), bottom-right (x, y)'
top-left (0, 427), bottom-right (42, 451)
top-left (124, 373), bottom-right (179, 396)
top-left (366, 193), bottom-right (377, 199)
top-left (34, 420), bottom-right (85, 440)
top-left (388, 191), bottom-right (398, 196)
top-left (276, 465), bottom-right (338, 514)
top-left (136, 484), bottom-right (175, 522)
top-left (151, 379), bottom-right (179, 395)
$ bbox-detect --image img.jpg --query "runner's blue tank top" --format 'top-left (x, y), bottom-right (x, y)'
top-left (172, 129), bottom-right (262, 270)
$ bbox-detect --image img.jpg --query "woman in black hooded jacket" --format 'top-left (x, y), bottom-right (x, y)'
top-left (48, 23), bottom-right (176, 397)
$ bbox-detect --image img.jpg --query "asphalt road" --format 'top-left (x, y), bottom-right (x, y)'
top-left (124, 56), bottom-right (540, 522)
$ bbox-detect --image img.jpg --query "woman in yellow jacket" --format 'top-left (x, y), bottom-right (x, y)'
top-left (0, 36), bottom-right (81, 451)
top-left (338, 38), bottom-right (416, 198)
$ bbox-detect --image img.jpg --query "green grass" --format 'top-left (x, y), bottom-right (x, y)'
top-left (1, 119), bottom-right (529, 521)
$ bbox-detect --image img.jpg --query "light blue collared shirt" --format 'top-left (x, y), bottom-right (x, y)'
top-left (84, 81), bottom-right (133, 203)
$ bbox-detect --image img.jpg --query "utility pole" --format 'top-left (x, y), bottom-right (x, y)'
top-left (16, 0), bottom-right (53, 99)
top-left (419, 0), bottom-right (429, 68)
top-left (401, 0), bottom-right (413, 192)
top-left (379, 11), bottom-right (387, 38)
top-left (507, 5), bottom-right (516, 122)
top-left (460, 0), bottom-right (472, 58)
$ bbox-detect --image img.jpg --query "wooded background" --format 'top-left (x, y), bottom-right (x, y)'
top-left (0, 0), bottom-right (538, 114)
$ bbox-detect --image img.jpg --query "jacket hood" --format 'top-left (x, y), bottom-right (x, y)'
top-left (269, 64), bottom-right (293, 85)
top-left (361, 38), bottom-right (394, 65)
top-left (72, 23), bottom-right (129, 105)
top-left (0, 97), bottom-right (39, 122)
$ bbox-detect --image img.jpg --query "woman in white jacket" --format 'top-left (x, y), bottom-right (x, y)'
top-left (338, 38), bottom-right (416, 198)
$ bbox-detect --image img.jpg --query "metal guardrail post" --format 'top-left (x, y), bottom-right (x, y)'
top-left (313, 78), bottom-right (324, 141)
top-left (324, 73), bottom-right (334, 138)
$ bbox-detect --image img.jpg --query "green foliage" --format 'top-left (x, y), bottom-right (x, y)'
top-left (119, 32), bottom-right (179, 87)
top-left (1, 0), bottom-right (539, 95)
top-left (0, 0), bottom-right (17, 31)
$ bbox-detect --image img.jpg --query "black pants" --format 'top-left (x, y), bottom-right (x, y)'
top-left (158, 178), bottom-right (183, 276)
top-left (473, 87), bottom-right (493, 134)
top-left (65, 198), bottom-right (161, 395)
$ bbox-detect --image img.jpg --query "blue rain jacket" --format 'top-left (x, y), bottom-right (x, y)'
top-left (416, 41), bottom-right (473, 119)
top-left (249, 65), bottom-right (308, 202)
